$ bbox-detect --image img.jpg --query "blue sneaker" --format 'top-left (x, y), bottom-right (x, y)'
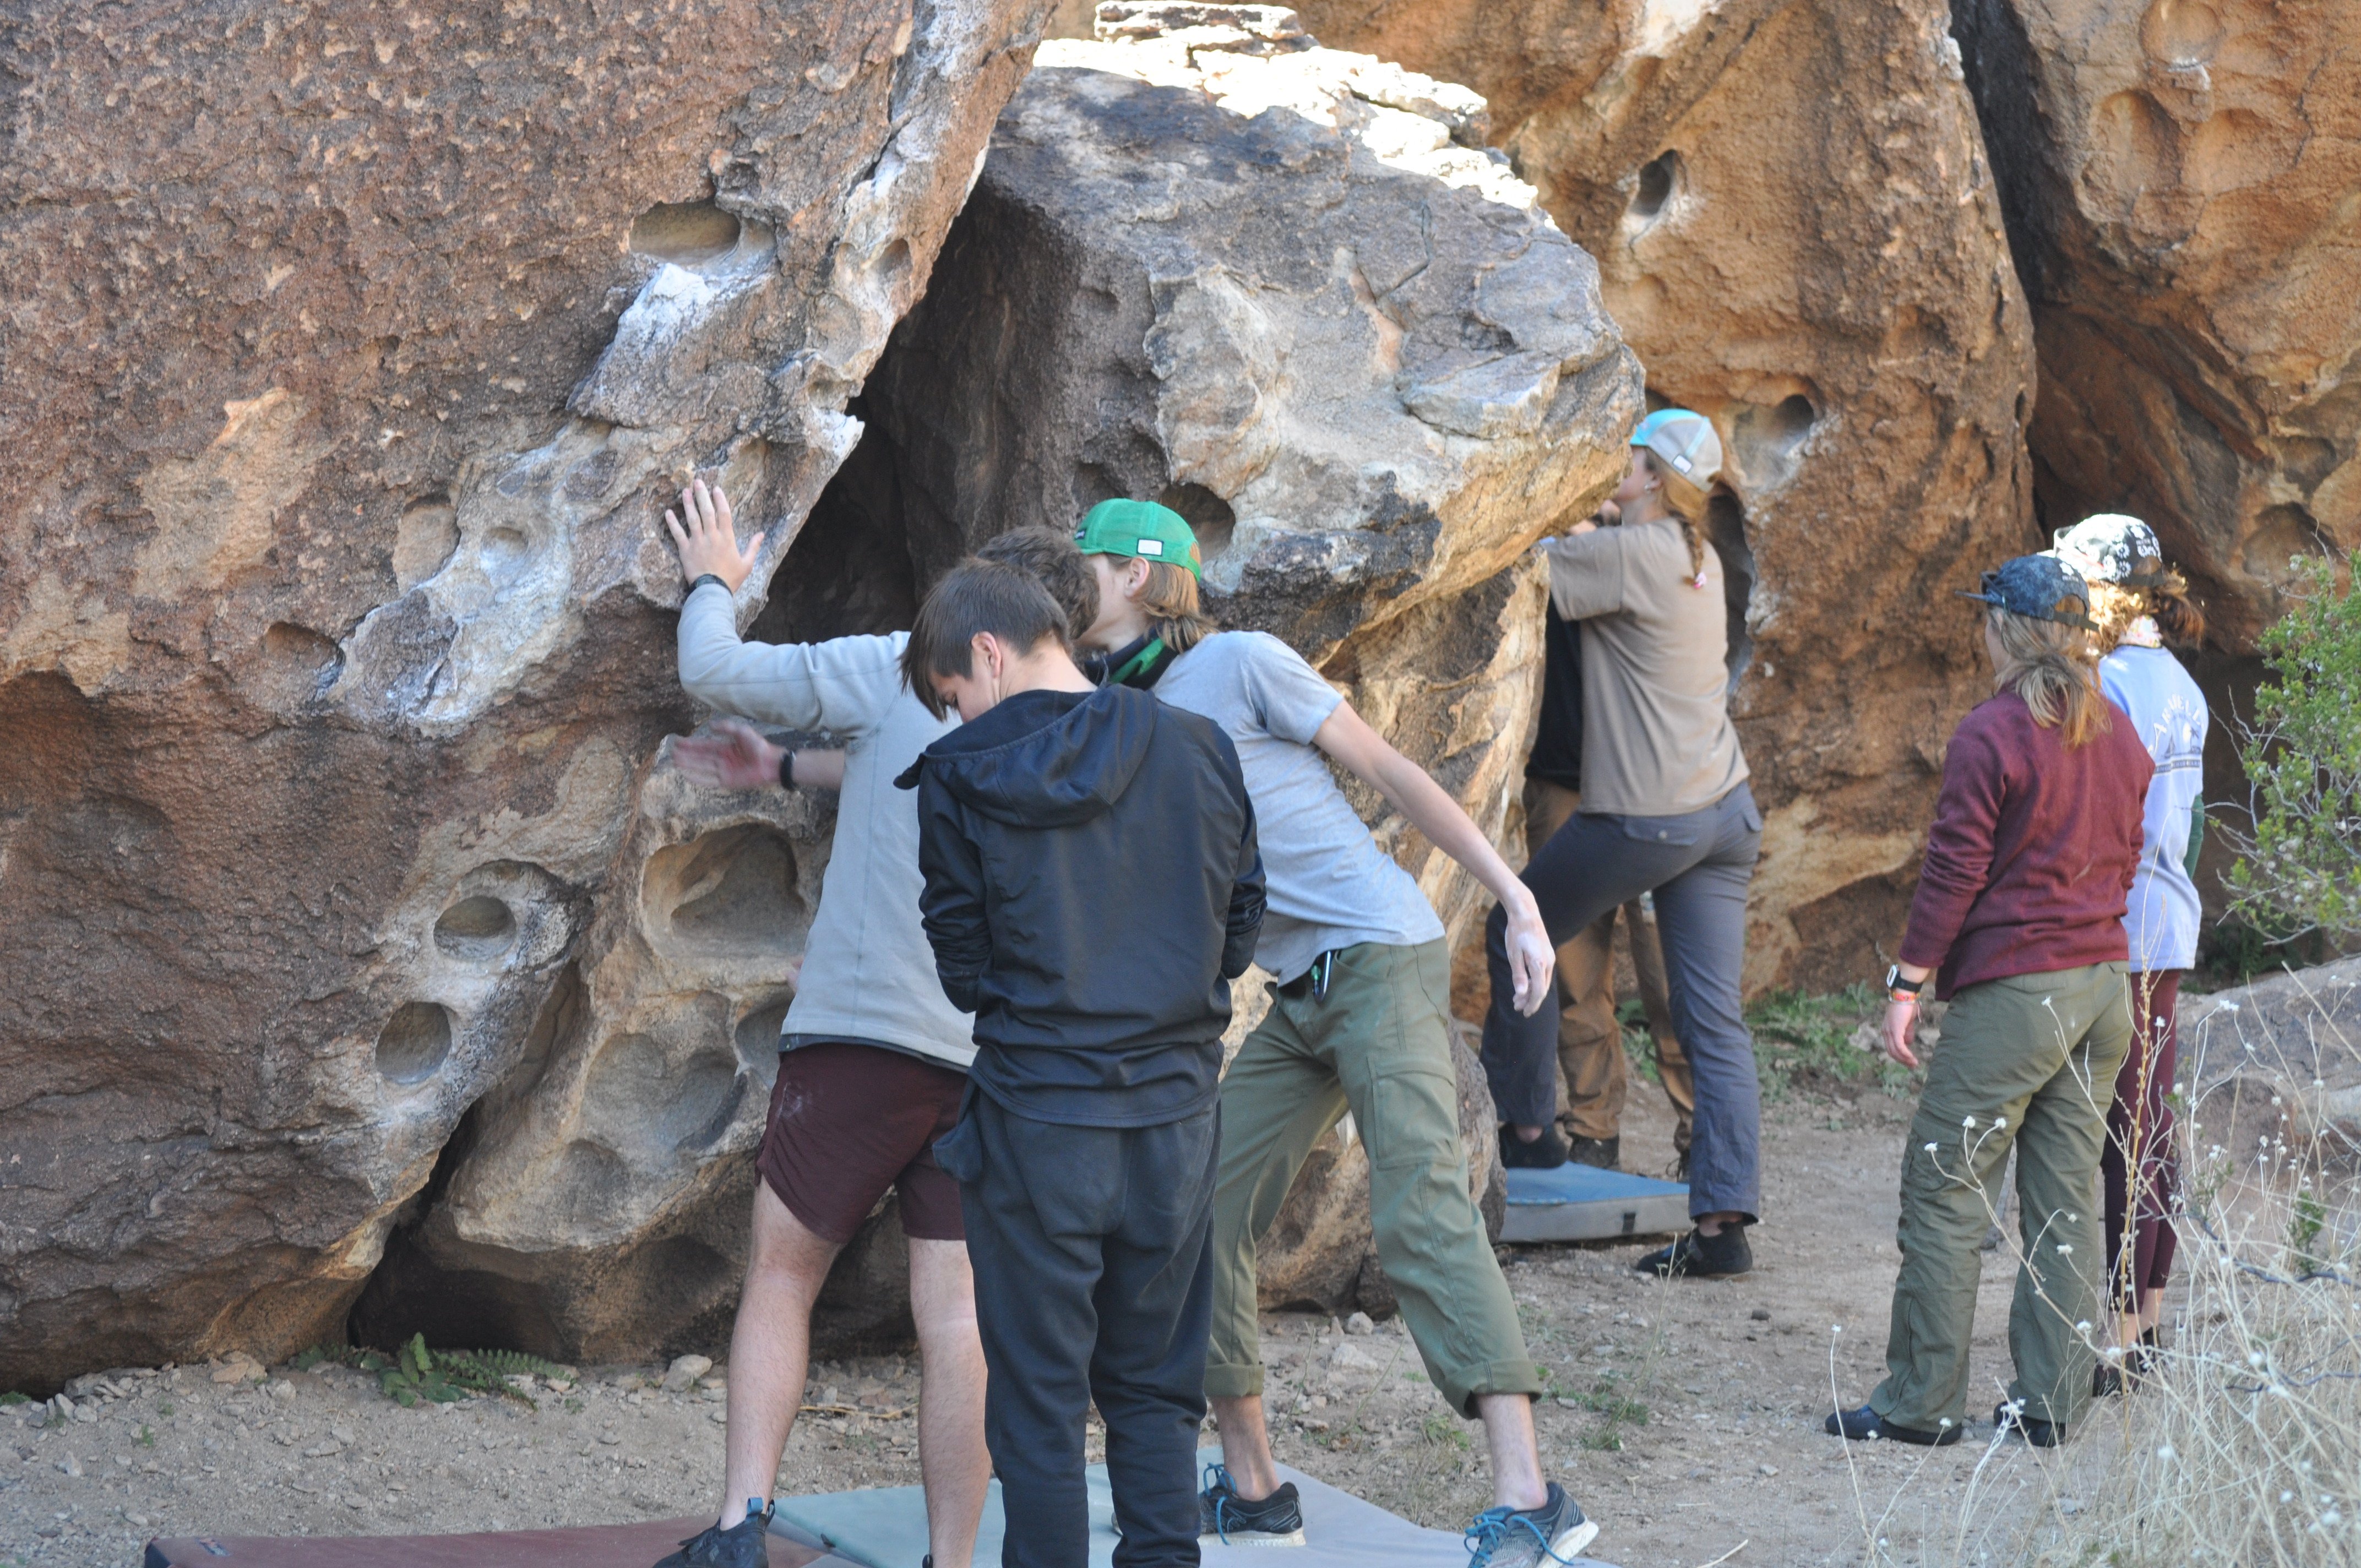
top-left (652, 1500), bottom-right (773, 1568)
top-left (1198, 1463), bottom-right (1307, 1545)
top-left (1465, 1483), bottom-right (1598, 1567)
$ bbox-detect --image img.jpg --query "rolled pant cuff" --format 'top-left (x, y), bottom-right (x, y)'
top-left (1203, 1360), bottom-right (1265, 1401)
top-left (1442, 1359), bottom-right (1547, 1419)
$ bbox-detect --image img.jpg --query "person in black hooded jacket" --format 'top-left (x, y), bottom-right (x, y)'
top-left (895, 560), bottom-right (1264, 1568)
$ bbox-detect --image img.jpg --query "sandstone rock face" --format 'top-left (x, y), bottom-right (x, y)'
top-left (0, 0), bottom-right (1053, 1390)
top-left (1952, 0), bottom-right (2361, 647)
top-left (853, 6), bottom-right (1642, 946)
top-left (1291, 0), bottom-right (2040, 993)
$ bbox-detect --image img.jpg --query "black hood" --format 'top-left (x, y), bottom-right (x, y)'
top-left (896, 685), bottom-right (1156, 828)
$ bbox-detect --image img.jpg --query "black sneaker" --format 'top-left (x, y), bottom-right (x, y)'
top-left (1994, 1400), bottom-right (2066, 1447)
top-left (1634, 1226), bottom-right (1751, 1278)
top-left (1199, 1463), bottom-right (1305, 1545)
top-left (653, 1502), bottom-right (774, 1568)
top-left (2092, 1360), bottom-right (2125, 1398)
top-left (1567, 1134), bottom-right (1619, 1170)
top-left (1499, 1125), bottom-right (1570, 1170)
top-left (1824, 1404), bottom-right (1962, 1446)
top-left (1464, 1483), bottom-right (1598, 1566)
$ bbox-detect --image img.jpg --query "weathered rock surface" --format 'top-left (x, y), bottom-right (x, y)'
top-left (0, 0), bottom-right (1054, 1390)
top-left (1291, 0), bottom-right (2040, 993)
top-left (2181, 957), bottom-right (2361, 1173)
top-left (1951, 0), bottom-right (2361, 647)
top-left (853, 5), bottom-right (1641, 946)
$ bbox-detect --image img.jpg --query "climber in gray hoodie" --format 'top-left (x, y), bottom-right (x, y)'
top-left (651, 484), bottom-right (1107, 1568)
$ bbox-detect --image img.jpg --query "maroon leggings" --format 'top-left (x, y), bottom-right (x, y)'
top-left (2101, 970), bottom-right (2182, 1311)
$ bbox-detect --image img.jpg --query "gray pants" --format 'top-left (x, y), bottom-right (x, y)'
top-left (1481, 783), bottom-right (1764, 1221)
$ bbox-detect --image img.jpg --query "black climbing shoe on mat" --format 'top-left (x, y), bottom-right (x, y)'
top-left (1567, 1134), bottom-right (1620, 1170)
top-left (1995, 1401), bottom-right (2066, 1447)
top-left (1464, 1483), bottom-right (1598, 1567)
top-left (1198, 1463), bottom-right (1306, 1545)
top-left (1499, 1124), bottom-right (1570, 1170)
top-left (653, 1502), bottom-right (774, 1568)
top-left (1634, 1226), bottom-right (1751, 1278)
top-left (1824, 1404), bottom-right (1961, 1446)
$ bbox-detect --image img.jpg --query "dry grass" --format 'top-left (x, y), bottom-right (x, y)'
top-left (1829, 970), bottom-right (2361, 1567)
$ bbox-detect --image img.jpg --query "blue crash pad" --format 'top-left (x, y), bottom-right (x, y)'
top-left (1499, 1162), bottom-right (1689, 1243)
top-left (773, 1447), bottom-right (1618, 1566)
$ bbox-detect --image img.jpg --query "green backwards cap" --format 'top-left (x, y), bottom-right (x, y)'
top-left (1074, 498), bottom-right (1203, 581)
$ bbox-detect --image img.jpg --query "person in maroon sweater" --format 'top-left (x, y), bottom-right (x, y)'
top-left (1826, 555), bottom-right (2151, 1451)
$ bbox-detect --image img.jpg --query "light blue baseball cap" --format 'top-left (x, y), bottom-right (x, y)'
top-left (1632, 408), bottom-right (1722, 483)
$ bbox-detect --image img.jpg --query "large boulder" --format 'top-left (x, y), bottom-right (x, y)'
top-left (1290, 0), bottom-right (2041, 994)
top-left (0, 0), bottom-right (1055, 1390)
top-left (1952, 0), bottom-right (2361, 647)
top-left (2180, 957), bottom-right (2361, 1174)
top-left (853, 2), bottom-right (1642, 947)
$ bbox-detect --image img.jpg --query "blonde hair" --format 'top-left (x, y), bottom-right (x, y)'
top-left (1640, 451), bottom-right (1713, 583)
top-left (1135, 558), bottom-right (1218, 654)
top-left (1989, 607), bottom-right (2112, 748)
top-left (2086, 570), bottom-right (2207, 655)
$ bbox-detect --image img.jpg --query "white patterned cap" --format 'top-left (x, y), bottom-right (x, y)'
top-left (2053, 514), bottom-right (2168, 587)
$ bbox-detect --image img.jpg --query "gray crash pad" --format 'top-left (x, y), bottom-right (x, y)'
top-left (1498, 1162), bottom-right (1689, 1243)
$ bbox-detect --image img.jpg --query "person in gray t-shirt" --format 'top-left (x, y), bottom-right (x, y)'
top-left (1071, 500), bottom-right (1598, 1566)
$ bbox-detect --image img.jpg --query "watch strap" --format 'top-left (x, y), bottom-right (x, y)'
top-left (688, 573), bottom-right (731, 597)
top-left (778, 748), bottom-right (797, 792)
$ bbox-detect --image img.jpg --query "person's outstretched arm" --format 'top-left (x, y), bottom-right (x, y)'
top-left (1312, 703), bottom-right (1553, 1015)
top-left (665, 477), bottom-right (905, 736)
top-left (672, 727), bottom-right (846, 793)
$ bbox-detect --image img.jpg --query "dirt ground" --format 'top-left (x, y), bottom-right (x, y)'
top-left (3, 1080), bottom-right (2119, 1568)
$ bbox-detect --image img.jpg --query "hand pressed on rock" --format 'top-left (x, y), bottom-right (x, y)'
top-left (674, 718), bottom-right (784, 792)
top-left (664, 476), bottom-right (766, 593)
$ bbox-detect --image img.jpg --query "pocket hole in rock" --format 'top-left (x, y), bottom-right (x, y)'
top-left (377, 1002), bottom-right (453, 1085)
top-left (1158, 483), bottom-right (1236, 567)
top-left (393, 494), bottom-right (458, 589)
top-left (481, 526), bottom-right (531, 568)
top-left (629, 202), bottom-right (743, 266)
top-left (1628, 150), bottom-right (1682, 222)
top-left (734, 994), bottom-right (795, 1069)
top-left (641, 825), bottom-right (804, 959)
top-left (434, 895), bottom-right (518, 961)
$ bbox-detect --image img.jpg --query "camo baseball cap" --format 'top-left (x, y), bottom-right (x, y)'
top-left (1073, 498), bottom-right (1203, 581)
top-left (1957, 553), bottom-right (2097, 630)
top-left (2052, 513), bottom-right (2168, 587)
top-left (1632, 408), bottom-right (1722, 484)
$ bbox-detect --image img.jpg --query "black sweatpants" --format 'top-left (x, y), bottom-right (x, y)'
top-left (933, 1090), bottom-right (1219, 1568)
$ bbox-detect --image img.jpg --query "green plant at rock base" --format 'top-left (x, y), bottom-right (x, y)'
top-left (2288, 1189), bottom-right (2330, 1276)
top-left (2227, 556), bottom-right (2361, 944)
top-left (1745, 984), bottom-right (1918, 1101)
top-left (295, 1337), bottom-right (574, 1409)
top-left (0, 1391), bottom-right (27, 1407)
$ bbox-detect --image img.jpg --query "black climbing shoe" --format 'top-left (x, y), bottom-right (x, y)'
top-left (1199, 1463), bottom-right (1306, 1545)
top-left (652, 1502), bottom-right (774, 1568)
top-left (1995, 1401), bottom-right (2066, 1447)
top-left (1824, 1404), bottom-right (1961, 1446)
top-left (1635, 1226), bottom-right (1751, 1278)
top-left (1499, 1124), bottom-right (1570, 1170)
top-left (1567, 1134), bottom-right (1620, 1170)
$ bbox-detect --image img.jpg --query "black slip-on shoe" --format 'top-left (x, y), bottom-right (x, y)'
top-left (1199, 1463), bottom-right (1306, 1545)
top-left (652, 1503), bottom-right (774, 1568)
top-left (1567, 1134), bottom-right (1620, 1170)
top-left (1824, 1404), bottom-right (1961, 1446)
top-left (1635, 1226), bottom-right (1752, 1278)
top-left (2092, 1360), bottom-right (2125, 1398)
top-left (1500, 1125), bottom-right (1570, 1170)
top-left (1995, 1401), bottom-right (2067, 1447)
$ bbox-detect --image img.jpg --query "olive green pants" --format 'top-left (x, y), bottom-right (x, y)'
top-left (1206, 940), bottom-right (1542, 1417)
top-left (1870, 962), bottom-right (2132, 1431)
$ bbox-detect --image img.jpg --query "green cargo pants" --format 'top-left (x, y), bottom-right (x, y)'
top-left (1206, 940), bottom-right (1543, 1417)
top-left (1870, 961), bottom-right (2132, 1432)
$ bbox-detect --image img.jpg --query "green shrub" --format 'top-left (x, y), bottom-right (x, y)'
top-left (2227, 556), bottom-right (2361, 943)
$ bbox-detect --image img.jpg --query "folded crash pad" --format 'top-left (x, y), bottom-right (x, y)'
top-left (1498, 1162), bottom-right (1689, 1243)
top-left (145, 1516), bottom-right (830, 1567)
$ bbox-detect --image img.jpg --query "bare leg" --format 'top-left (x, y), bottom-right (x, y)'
top-left (717, 1182), bottom-right (842, 1529)
top-left (909, 1238), bottom-right (991, 1568)
top-left (1208, 1393), bottom-right (1281, 1501)
top-left (1477, 1393), bottom-right (1547, 1512)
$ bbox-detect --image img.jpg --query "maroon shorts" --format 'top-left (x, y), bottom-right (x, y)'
top-left (755, 1041), bottom-right (969, 1244)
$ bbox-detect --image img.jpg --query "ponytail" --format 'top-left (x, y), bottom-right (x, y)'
top-left (2151, 568), bottom-right (2207, 647)
top-left (2085, 569), bottom-right (2207, 655)
top-left (1987, 606), bottom-right (2112, 748)
top-left (1640, 450), bottom-right (1726, 586)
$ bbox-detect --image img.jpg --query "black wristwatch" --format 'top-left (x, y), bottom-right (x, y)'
top-left (1884, 964), bottom-right (1924, 1001)
top-left (688, 573), bottom-right (731, 597)
top-left (777, 749), bottom-right (798, 792)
